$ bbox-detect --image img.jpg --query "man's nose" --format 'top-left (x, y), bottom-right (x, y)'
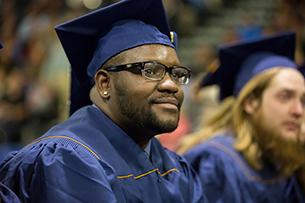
top-left (157, 73), bottom-right (179, 93)
top-left (290, 100), bottom-right (304, 118)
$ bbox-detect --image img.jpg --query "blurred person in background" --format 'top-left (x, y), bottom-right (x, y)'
top-left (236, 15), bottom-right (263, 41)
top-left (0, 67), bottom-right (27, 162)
top-left (0, 42), bottom-right (21, 203)
top-left (0, 0), bottom-right (64, 160)
top-left (0, 0), bottom-right (207, 202)
top-left (179, 32), bottom-right (305, 202)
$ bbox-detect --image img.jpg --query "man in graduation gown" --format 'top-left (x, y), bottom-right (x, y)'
top-left (0, 1), bottom-right (207, 202)
top-left (180, 32), bottom-right (305, 202)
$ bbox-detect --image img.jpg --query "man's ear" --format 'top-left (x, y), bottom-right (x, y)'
top-left (95, 69), bottom-right (111, 99)
top-left (243, 95), bottom-right (260, 115)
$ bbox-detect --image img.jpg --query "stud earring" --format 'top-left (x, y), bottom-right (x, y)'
top-left (103, 91), bottom-right (108, 95)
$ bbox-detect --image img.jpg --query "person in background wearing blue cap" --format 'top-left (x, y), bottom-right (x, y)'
top-left (178, 32), bottom-right (305, 202)
top-left (0, 0), bottom-right (207, 202)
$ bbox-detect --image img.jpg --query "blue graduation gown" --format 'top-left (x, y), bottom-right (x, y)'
top-left (0, 182), bottom-right (21, 203)
top-left (184, 134), bottom-right (305, 203)
top-left (0, 106), bottom-right (206, 203)
top-left (0, 143), bottom-right (20, 163)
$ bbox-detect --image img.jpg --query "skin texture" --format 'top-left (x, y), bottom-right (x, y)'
top-left (245, 68), bottom-right (305, 175)
top-left (92, 44), bottom-right (184, 148)
top-left (252, 69), bottom-right (305, 142)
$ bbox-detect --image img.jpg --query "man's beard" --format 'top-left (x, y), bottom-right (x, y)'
top-left (114, 82), bottom-right (179, 137)
top-left (252, 112), bottom-right (305, 177)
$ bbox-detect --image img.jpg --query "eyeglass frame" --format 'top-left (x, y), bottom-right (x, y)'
top-left (104, 61), bottom-right (191, 85)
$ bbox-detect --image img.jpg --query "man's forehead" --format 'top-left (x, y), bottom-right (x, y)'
top-left (110, 44), bottom-right (179, 65)
top-left (269, 69), bottom-right (305, 93)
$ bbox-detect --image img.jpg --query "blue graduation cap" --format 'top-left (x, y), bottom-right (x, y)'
top-left (55, 0), bottom-right (177, 115)
top-left (201, 32), bottom-right (297, 100)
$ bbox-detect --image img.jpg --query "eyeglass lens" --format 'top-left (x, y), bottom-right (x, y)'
top-left (142, 62), bottom-right (190, 84)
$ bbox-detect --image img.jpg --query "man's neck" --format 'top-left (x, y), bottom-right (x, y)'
top-left (92, 104), bottom-right (154, 149)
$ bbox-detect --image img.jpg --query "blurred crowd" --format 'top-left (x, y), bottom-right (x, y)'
top-left (1, 0), bottom-right (70, 152)
top-left (0, 0), bottom-right (305, 154)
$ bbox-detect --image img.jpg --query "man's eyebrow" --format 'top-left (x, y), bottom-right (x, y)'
top-left (280, 88), bottom-right (294, 92)
top-left (275, 88), bottom-right (297, 97)
top-left (277, 87), bottom-right (305, 97)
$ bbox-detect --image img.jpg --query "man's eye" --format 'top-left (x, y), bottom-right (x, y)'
top-left (277, 92), bottom-right (291, 101)
top-left (144, 65), bottom-right (163, 76)
top-left (172, 70), bottom-right (188, 78)
top-left (145, 68), bottom-right (155, 75)
top-left (171, 73), bottom-right (178, 78)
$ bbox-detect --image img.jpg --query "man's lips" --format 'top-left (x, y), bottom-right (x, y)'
top-left (283, 121), bottom-right (300, 131)
top-left (152, 97), bottom-right (179, 108)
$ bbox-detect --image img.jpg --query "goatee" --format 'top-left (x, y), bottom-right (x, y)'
top-left (253, 117), bottom-right (305, 177)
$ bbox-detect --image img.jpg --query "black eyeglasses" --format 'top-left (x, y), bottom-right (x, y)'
top-left (105, 61), bottom-right (191, 85)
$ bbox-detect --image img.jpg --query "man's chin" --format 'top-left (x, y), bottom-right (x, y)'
top-left (267, 134), bottom-right (305, 175)
top-left (148, 109), bottom-right (180, 134)
top-left (153, 120), bottom-right (178, 134)
top-left (280, 130), bottom-right (302, 143)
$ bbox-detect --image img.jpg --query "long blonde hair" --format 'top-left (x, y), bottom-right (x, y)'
top-left (178, 68), bottom-right (281, 170)
top-left (232, 68), bottom-right (281, 169)
top-left (177, 96), bottom-right (235, 153)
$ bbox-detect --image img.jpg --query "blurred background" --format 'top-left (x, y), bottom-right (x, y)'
top-left (0, 0), bottom-right (304, 154)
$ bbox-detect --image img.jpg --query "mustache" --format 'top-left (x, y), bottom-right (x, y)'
top-left (149, 94), bottom-right (182, 108)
